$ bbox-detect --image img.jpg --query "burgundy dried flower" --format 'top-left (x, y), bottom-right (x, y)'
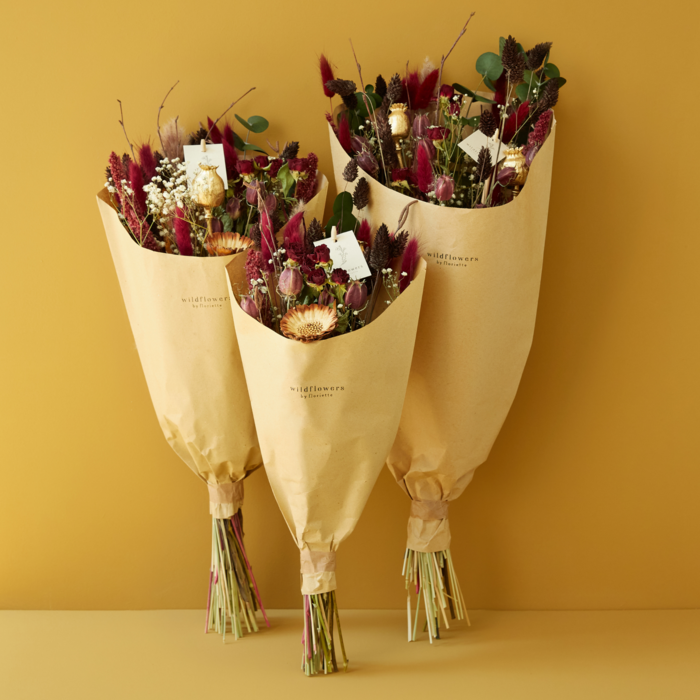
top-left (405, 71), bottom-right (421, 108)
top-left (338, 114), bottom-right (353, 153)
top-left (138, 144), bottom-right (158, 183)
top-left (174, 208), bottom-right (193, 256)
top-left (434, 175), bottom-right (455, 202)
top-left (414, 69), bottom-right (439, 110)
top-left (427, 126), bottom-right (449, 142)
top-left (416, 143), bottom-right (434, 195)
top-left (344, 280), bottom-right (368, 310)
top-left (245, 249), bottom-right (265, 286)
top-left (320, 54), bottom-right (336, 98)
top-left (418, 137), bottom-right (436, 160)
top-left (306, 267), bottom-right (327, 289)
top-left (254, 155), bottom-right (269, 170)
top-left (226, 197), bottom-right (241, 219)
top-left (245, 180), bottom-right (263, 206)
top-left (236, 160), bottom-right (254, 176)
top-left (330, 268), bottom-right (350, 286)
top-left (207, 118), bottom-right (223, 145)
top-left (318, 288), bottom-right (334, 306)
top-left (223, 123), bottom-right (237, 147)
top-left (356, 219), bottom-right (371, 248)
top-left (502, 101), bottom-right (530, 144)
top-left (524, 110), bottom-right (553, 165)
top-left (439, 84), bottom-right (455, 100)
top-left (268, 159), bottom-right (283, 178)
top-left (210, 217), bottom-right (223, 234)
top-left (283, 211), bottom-right (306, 247)
top-left (399, 238), bottom-right (419, 293)
top-left (311, 244), bottom-right (331, 266)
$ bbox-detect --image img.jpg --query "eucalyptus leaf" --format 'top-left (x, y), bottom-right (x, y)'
top-left (242, 143), bottom-right (267, 154)
top-left (246, 115), bottom-right (269, 134)
top-left (515, 83), bottom-right (529, 103)
top-left (464, 116), bottom-right (480, 128)
top-left (484, 77), bottom-right (496, 92)
top-left (276, 162), bottom-right (295, 197)
top-left (475, 52), bottom-right (503, 81)
top-left (234, 114), bottom-right (252, 130)
top-left (523, 70), bottom-right (534, 85)
top-left (498, 37), bottom-right (505, 56)
top-left (221, 213), bottom-right (234, 232)
top-left (544, 63), bottom-right (560, 79)
top-left (233, 132), bottom-right (245, 150)
top-left (556, 77), bottom-right (567, 88)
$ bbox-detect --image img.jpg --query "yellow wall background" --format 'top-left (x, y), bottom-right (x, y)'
top-left (1, 0), bottom-right (698, 611)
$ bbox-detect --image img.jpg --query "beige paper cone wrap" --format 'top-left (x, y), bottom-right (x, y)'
top-left (97, 176), bottom-right (327, 514)
top-left (226, 256), bottom-right (427, 593)
top-left (329, 123), bottom-right (556, 553)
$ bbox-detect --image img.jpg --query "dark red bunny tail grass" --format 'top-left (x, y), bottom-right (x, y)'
top-left (399, 237), bottom-right (419, 293)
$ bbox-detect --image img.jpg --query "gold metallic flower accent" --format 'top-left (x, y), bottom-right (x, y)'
top-left (205, 232), bottom-right (254, 257)
top-left (502, 146), bottom-right (529, 195)
top-left (280, 304), bottom-right (338, 343)
top-left (191, 164), bottom-right (225, 209)
top-left (388, 103), bottom-right (411, 168)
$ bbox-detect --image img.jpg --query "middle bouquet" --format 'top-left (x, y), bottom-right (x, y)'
top-left (226, 198), bottom-right (426, 675)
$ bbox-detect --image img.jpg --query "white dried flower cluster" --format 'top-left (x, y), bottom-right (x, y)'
top-left (142, 157), bottom-right (193, 233)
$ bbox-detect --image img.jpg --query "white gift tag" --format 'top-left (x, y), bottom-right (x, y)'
top-left (314, 231), bottom-right (371, 280)
top-left (183, 143), bottom-right (228, 186)
top-left (458, 130), bottom-right (507, 164)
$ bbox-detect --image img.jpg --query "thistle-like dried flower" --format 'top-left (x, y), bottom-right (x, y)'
top-left (389, 231), bottom-right (409, 259)
top-left (341, 92), bottom-right (358, 110)
top-left (501, 35), bottom-right (526, 85)
top-left (530, 109), bottom-right (553, 146)
top-left (280, 304), bottom-right (337, 343)
top-left (353, 177), bottom-right (370, 210)
top-left (240, 296), bottom-right (259, 320)
top-left (248, 223), bottom-right (262, 249)
top-left (479, 110), bottom-right (498, 138)
top-left (278, 265), bottom-right (304, 297)
top-left (188, 126), bottom-right (208, 146)
top-left (325, 78), bottom-right (356, 97)
top-left (306, 218), bottom-right (324, 244)
top-left (205, 232), bottom-right (254, 257)
top-left (385, 73), bottom-right (403, 106)
top-left (434, 175), bottom-right (455, 202)
top-left (526, 42), bottom-right (552, 71)
top-left (338, 114), bottom-right (353, 153)
top-left (281, 141), bottom-right (300, 159)
top-left (356, 219), bottom-right (371, 248)
top-left (343, 158), bottom-right (358, 183)
top-left (536, 79), bottom-right (559, 114)
top-left (476, 147), bottom-right (493, 183)
top-left (375, 75), bottom-right (387, 98)
top-left (370, 224), bottom-right (390, 273)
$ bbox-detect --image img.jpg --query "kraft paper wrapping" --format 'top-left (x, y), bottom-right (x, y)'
top-left (329, 122), bottom-right (556, 552)
top-left (96, 176), bottom-right (328, 517)
top-left (225, 255), bottom-right (427, 594)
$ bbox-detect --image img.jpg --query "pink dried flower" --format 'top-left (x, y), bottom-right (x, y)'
top-left (236, 160), bottom-right (254, 176)
top-left (318, 288), bottom-right (334, 306)
top-left (240, 296), bottom-right (259, 319)
top-left (434, 175), bottom-right (455, 202)
top-left (311, 244), bottom-right (331, 266)
top-left (278, 265), bottom-right (304, 297)
top-left (427, 126), bottom-right (449, 142)
top-left (245, 250), bottom-right (266, 286)
top-left (226, 197), bottom-right (241, 219)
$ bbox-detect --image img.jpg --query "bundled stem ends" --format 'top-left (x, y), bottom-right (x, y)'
top-left (403, 548), bottom-right (468, 642)
top-left (302, 591), bottom-right (348, 676)
top-left (206, 511), bottom-right (268, 640)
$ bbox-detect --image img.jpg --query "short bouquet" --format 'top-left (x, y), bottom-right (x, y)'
top-left (226, 185), bottom-right (426, 674)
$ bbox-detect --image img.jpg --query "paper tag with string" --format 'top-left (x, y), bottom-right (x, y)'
top-left (458, 129), bottom-right (507, 163)
top-left (314, 228), bottom-right (371, 280)
top-left (183, 142), bottom-right (228, 186)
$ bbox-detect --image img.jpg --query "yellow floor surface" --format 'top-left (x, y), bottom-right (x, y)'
top-left (1, 609), bottom-right (699, 699)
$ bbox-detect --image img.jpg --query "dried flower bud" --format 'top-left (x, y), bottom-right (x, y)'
top-left (226, 197), bottom-right (241, 219)
top-left (427, 126), bottom-right (449, 142)
top-left (356, 149), bottom-right (378, 176)
top-left (439, 84), bottom-right (455, 100)
top-left (502, 35), bottom-right (526, 85)
top-left (326, 79), bottom-right (357, 97)
top-left (434, 175), bottom-right (455, 202)
top-left (413, 113), bottom-right (430, 138)
top-left (318, 288), bottom-right (334, 306)
top-left (264, 193), bottom-right (277, 212)
top-left (278, 265), bottom-right (304, 297)
top-left (375, 75), bottom-right (387, 98)
top-left (210, 217), bottom-right (223, 233)
top-left (311, 244), bottom-right (332, 266)
top-left (344, 280), bottom-right (368, 310)
top-left (330, 268), bottom-right (350, 286)
top-left (240, 296), bottom-right (259, 319)
top-left (526, 42), bottom-right (552, 71)
top-left (306, 266), bottom-right (327, 289)
top-left (479, 110), bottom-right (498, 138)
top-left (236, 160), bottom-right (254, 176)
top-left (307, 218), bottom-right (324, 244)
top-left (246, 180), bottom-right (263, 205)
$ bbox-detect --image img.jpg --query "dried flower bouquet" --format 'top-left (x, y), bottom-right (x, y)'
top-left (322, 21), bottom-right (561, 641)
top-left (226, 196), bottom-right (426, 674)
top-left (97, 86), bottom-right (328, 639)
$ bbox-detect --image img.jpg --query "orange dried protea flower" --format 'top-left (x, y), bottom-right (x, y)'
top-left (205, 232), bottom-right (254, 257)
top-left (280, 304), bottom-right (337, 343)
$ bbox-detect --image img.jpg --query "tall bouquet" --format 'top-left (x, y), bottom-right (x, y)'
top-left (322, 25), bottom-right (563, 640)
top-left (226, 192), bottom-right (426, 674)
top-left (98, 85), bottom-right (328, 639)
